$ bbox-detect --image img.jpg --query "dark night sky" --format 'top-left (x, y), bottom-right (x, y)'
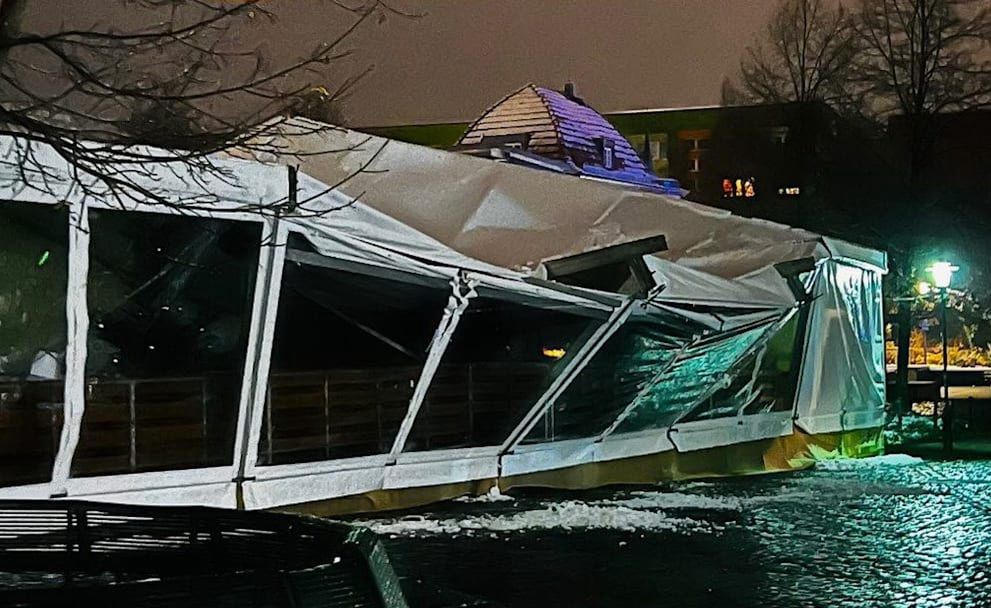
top-left (328, 0), bottom-right (780, 126)
top-left (28, 1), bottom-right (780, 127)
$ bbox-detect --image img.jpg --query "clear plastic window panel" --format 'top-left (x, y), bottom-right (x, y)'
top-left (403, 295), bottom-right (601, 452)
top-left (679, 312), bottom-right (803, 422)
top-left (0, 202), bottom-right (68, 486)
top-left (258, 244), bottom-right (450, 465)
top-left (523, 317), bottom-right (693, 444)
top-left (74, 211), bottom-right (260, 477)
top-left (613, 318), bottom-right (780, 435)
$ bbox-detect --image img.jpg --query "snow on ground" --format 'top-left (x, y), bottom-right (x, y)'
top-left (609, 491), bottom-right (742, 511)
top-left (453, 486), bottom-right (515, 504)
top-left (354, 500), bottom-right (714, 537)
top-left (814, 454), bottom-right (924, 471)
top-left (354, 455), bottom-right (928, 538)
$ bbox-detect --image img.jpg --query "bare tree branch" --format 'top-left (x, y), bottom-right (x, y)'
top-left (851, 0), bottom-right (991, 180)
top-left (727, 0), bottom-right (859, 108)
top-left (0, 0), bottom-right (413, 214)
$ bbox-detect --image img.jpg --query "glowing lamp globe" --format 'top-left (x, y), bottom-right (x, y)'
top-left (927, 262), bottom-right (958, 290)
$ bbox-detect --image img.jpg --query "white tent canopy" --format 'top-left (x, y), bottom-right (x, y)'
top-left (257, 119), bottom-right (885, 278)
top-left (0, 129), bottom-right (887, 511)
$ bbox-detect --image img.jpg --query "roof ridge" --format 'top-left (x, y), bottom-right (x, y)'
top-left (531, 86), bottom-right (572, 166)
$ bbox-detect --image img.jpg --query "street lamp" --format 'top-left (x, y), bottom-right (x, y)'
top-left (928, 262), bottom-right (958, 290)
top-left (926, 261), bottom-right (958, 452)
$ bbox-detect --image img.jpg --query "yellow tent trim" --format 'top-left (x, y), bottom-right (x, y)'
top-left (276, 427), bottom-right (883, 517)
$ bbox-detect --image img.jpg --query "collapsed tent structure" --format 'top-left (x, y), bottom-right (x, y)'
top-left (0, 121), bottom-right (886, 513)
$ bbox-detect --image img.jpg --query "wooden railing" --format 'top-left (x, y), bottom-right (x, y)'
top-left (74, 375), bottom-right (239, 477)
top-left (2, 360), bottom-right (556, 484)
top-left (0, 379), bottom-right (63, 486)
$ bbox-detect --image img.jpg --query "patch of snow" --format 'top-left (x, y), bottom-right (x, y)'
top-left (815, 454), bottom-right (924, 471)
top-left (453, 486), bottom-right (515, 504)
top-left (611, 491), bottom-right (742, 511)
top-left (355, 500), bottom-right (714, 537)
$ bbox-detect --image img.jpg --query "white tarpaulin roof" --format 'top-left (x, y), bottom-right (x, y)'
top-left (645, 258), bottom-right (797, 309)
top-left (259, 119), bottom-right (886, 281)
top-left (0, 135), bottom-right (519, 282)
top-left (0, 134), bottom-right (622, 315)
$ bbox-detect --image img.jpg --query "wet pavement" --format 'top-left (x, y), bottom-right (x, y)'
top-left (345, 456), bottom-right (991, 607)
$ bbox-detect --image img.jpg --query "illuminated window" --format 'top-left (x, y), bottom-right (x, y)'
top-left (678, 130), bottom-right (711, 191)
top-left (778, 186), bottom-right (801, 196)
top-left (722, 177), bottom-right (757, 198)
top-left (722, 179), bottom-right (734, 198)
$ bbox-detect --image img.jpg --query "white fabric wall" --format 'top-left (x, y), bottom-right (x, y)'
top-left (794, 261), bottom-right (886, 434)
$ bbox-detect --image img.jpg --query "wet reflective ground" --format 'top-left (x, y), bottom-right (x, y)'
top-left (346, 456), bottom-right (991, 607)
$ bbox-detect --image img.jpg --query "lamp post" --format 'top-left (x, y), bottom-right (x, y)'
top-left (927, 262), bottom-right (958, 452)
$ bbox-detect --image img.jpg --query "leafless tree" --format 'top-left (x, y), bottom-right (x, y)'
top-left (0, 0), bottom-right (402, 213)
top-left (850, 0), bottom-right (991, 423)
top-left (726, 0), bottom-right (859, 106)
top-left (852, 0), bottom-right (991, 180)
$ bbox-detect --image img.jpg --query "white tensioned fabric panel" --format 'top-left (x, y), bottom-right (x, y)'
top-left (286, 221), bottom-right (621, 315)
top-left (795, 261), bottom-right (886, 434)
top-left (644, 257), bottom-right (796, 310)
top-left (0, 137), bottom-right (286, 215)
top-left (268, 121), bottom-right (837, 279)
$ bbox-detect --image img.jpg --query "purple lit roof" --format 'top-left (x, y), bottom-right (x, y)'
top-left (457, 84), bottom-right (676, 193)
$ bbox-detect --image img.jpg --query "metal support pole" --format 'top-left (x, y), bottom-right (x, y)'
top-left (894, 301), bottom-right (911, 431)
top-left (941, 289), bottom-right (952, 453)
top-left (231, 218), bottom-right (288, 487)
top-left (386, 274), bottom-right (476, 459)
top-left (128, 382), bottom-right (137, 472)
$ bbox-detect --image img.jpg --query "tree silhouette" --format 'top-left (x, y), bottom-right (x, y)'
top-left (0, 0), bottom-right (400, 212)
top-left (852, 0), bottom-right (991, 184)
top-left (726, 0), bottom-right (859, 107)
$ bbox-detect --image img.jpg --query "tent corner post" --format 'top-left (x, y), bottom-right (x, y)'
top-left (232, 217), bottom-right (289, 486)
top-left (50, 200), bottom-right (90, 496)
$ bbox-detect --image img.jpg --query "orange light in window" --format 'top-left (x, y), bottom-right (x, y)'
top-left (542, 347), bottom-right (566, 360)
top-left (744, 178), bottom-right (756, 198)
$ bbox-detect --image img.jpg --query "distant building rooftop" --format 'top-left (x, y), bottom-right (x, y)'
top-left (452, 83), bottom-right (682, 194)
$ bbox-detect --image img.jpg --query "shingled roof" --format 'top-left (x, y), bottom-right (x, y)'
top-left (455, 83), bottom-right (672, 192)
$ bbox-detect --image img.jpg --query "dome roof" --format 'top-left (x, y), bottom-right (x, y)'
top-left (456, 83), bottom-right (667, 191)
